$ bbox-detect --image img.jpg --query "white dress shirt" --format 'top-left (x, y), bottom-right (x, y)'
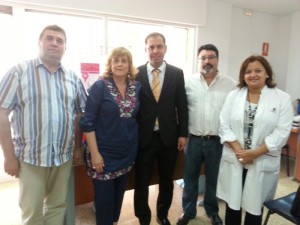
top-left (185, 73), bottom-right (236, 135)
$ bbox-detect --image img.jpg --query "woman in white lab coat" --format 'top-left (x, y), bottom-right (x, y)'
top-left (217, 55), bottom-right (293, 225)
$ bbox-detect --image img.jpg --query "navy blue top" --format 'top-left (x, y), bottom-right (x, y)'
top-left (80, 78), bottom-right (141, 178)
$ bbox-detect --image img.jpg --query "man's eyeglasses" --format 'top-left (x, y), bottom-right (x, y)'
top-left (198, 55), bottom-right (218, 61)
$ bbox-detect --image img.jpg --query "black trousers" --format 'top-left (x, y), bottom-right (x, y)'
top-left (134, 132), bottom-right (178, 224)
top-left (225, 169), bottom-right (263, 225)
top-left (93, 174), bottom-right (128, 225)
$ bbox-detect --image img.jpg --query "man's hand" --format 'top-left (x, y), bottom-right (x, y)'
top-left (73, 146), bottom-right (85, 166)
top-left (177, 137), bottom-right (187, 151)
top-left (4, 155), bottom-right (19, 178)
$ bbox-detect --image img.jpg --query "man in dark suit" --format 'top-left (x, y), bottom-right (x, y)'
top-left (134, 32), bottom-right (189, 225)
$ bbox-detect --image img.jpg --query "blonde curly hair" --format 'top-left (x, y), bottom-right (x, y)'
top-left (101, 47), bottom-right (139, 81)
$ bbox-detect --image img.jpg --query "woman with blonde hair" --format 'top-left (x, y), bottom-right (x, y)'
top-left (80, 47), bottom-right (141, 225)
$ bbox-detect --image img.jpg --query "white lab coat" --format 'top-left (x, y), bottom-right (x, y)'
top-left (217, 86), bottom-right (293, 215)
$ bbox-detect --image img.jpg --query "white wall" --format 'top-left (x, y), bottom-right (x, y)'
top-left (286, 11), bottom-right (300, 100)
top-left (202, 0), bottom-right (299, 97)
top-left (228, 7), bottom-right (281, 81)
top-left (3, 0), bottom-right (207, 26)
top-left (276, 15), bottom-right (292, 91)
top-left (197, 0), bottom-right (232, 76)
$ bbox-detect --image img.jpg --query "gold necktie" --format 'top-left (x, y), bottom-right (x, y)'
top-left (152, 69), bottom-right (161, 102)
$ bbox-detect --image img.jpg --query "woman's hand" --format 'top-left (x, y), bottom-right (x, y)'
top-left (236, 149), bottom-right (258, 164)
top-left (91, 151), bottom-right (105, 173)
top-left (236, 144), bottom-right (269, 165)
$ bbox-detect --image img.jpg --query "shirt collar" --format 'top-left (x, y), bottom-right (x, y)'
top-left (199, 72), bottom-right (219, 82)
top-left (35, 57), bottom-right (66, 73)
top-left (147, 61), bottom-right (166, 74)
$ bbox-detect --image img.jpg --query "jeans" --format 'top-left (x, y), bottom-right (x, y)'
top-left (182, 135), bottom-right (222, 218)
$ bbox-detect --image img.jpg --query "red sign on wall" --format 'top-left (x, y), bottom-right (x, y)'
top-left (262, 42), bottom-right (269, 56)
top-left (80, 63), bottom-right (100, 74)
top-left (80, 63), bottom-right (100, 83)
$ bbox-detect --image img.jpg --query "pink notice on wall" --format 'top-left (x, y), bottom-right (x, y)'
top-left (262, 42), bottom-right (269, 56)
top-left (80, 63), bottom-right (100, 88)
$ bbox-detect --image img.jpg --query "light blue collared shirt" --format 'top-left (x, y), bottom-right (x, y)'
top-left (0, 58), bottom-right (87, 167)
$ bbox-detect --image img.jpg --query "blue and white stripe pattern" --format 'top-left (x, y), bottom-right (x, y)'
top-left (0, 58), bottom-right (87, 167)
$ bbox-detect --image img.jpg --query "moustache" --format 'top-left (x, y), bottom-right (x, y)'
top-left (202, 64), bottom-right (213, 75)
top-left (203, 64), bottom-right (213, 70)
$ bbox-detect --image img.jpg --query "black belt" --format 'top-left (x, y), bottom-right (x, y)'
top-left (190, 134), bottom-right (219, 140)
top-left (153, 130), bottom-right (160, 134)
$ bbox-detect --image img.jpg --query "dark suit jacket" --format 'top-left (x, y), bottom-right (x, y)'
top-left (136, 62), bottom-right (188, 149)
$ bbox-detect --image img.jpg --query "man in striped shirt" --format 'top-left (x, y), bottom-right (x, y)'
top-left (177, 44), bottom-right (236, 225)
top-left (0, 25), bottom-right (87, 224)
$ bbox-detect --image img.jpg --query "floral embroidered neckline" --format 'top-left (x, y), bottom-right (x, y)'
top-left (104, 78), bottom-right (137, 118)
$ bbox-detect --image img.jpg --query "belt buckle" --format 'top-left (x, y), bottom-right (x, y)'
top-left (200, 135), bottom-right (212, 140)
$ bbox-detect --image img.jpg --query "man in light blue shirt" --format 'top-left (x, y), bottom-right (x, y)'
top-left (0, 24), bottom-right (87, 224)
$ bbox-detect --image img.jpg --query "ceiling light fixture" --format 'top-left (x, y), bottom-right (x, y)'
top-left (244, 9), bottom-right (253, 16)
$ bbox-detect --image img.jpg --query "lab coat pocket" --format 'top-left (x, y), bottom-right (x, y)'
top-left (257, 154), bottom-right (280, 172)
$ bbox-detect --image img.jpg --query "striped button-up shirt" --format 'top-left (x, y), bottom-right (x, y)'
top-left (185, 73), bottom-right (236, 136)
top-left (0, 58), bottom-right (87, 167)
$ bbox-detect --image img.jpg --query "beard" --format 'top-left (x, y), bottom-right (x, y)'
top-left (201, 64), bottom-right (214, 76)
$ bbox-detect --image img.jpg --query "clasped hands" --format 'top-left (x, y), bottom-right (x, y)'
top-left (235, 149), bottom-right (256, 165)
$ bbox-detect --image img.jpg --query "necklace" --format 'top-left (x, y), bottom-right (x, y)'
top-left (245, 103), bottom-right (257, 149)
top-left (248, 102), bottom-right (257, 120)
top-left (245, 91), bottom-right (258, 150)
top-left (247, 90), bottom-right (259, 120)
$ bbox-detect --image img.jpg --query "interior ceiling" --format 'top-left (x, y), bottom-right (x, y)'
top-left (216, 0), bottom-right (300, 16)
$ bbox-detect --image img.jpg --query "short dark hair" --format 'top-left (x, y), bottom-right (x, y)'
top-left (197, 44), bottom-right (219, 58)
top-left (39, 24), bottom-right (67, 42)
top-left (145, 32), bottom-right (166, 45)
top-left (237, 55), bottom-right (276, 88)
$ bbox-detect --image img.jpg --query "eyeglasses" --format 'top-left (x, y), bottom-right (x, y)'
top-left (198, 55), bottom-right (218, 61)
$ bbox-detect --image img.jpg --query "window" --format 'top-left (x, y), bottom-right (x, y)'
top-left (107, 19), bottom-right (189, 72)
top-left (24, 10), bottom-right (104, 76)
top-left (0, 6), bottom-right (195, 83)
top-left (0, 12), bottom-right (15, 77)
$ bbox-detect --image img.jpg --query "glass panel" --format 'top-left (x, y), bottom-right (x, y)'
top-left (0, 13), bottom-right (15, 79)
top-left (24, 11), bottom-right (104, 82)
top-left (0, 8), bottom-right (194, 85)
top-left (107, 19), bottom-right (188, 72)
